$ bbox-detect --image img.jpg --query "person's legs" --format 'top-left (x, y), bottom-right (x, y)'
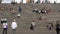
top-left (31, 25), bottom-right (34, 30)
top-left (5, 28), bottom-right (7, 34)
top-left (30, 25), bottom-right (34, 30)
top-left (13, 29), bottom-right (14, 34)
top-left (3, 28), bottom-right (5, 34)
top-left (13, 29), bottom-right (16, 34)
top-left (56, 30), bottom-right (59, 34)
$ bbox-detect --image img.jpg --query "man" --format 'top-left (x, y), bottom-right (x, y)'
top-left (11, 19), bottom-right (17, 34)
top-left (3, 23), bottom-right (8, 34)
top-left (56, 22), bottom-right (60, 34)
top-left (30, 21), bottom-right (35, 30)
top-left (18, 7), bottom-right (22, 12)
top-left (4, 18), bottom-right (7, 23)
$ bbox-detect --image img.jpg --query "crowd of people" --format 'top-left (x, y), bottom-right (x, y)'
top-left (0, 6), bottom-right (60, 34)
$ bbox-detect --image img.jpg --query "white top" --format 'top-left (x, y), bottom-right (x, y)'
top-left (17, 14), bottom-right (21, 16)
top-left (32, 22), bottom-right (35, 26)
top-left (11, 22), bottom-right (17, 29)
top-left (39, 10), bottom-right (41, 13)
top-left (4, 18), bottom-right (7, 21)
top-left (3, 23), bottom-right (8, 28)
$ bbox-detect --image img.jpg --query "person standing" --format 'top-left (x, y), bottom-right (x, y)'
top-left (30, 21), bottom-right (35, 30)
top-left (56, 22), bottom-right (60, 34)
top-left (11, 19), bottom-right (18, 34)
top-left (47, 23), bottom-right (53, 30)
top-left (2, 18), bottom-right (8, 34)
top-left (3, 23), bottom-right (8, 34)
top-left (18, 7), bottom-right (22, 12)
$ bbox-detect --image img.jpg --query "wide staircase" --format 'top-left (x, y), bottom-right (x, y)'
top-left (0, 3), bottom-right (60, 34)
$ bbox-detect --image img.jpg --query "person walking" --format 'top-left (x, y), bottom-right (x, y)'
top-left (11, 19), bottom-right (18, 34)
top-left (2, 23), bottom-right (8, 34)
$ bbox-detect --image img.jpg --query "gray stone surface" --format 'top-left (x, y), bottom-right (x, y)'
top-left (0, 4), bottom-right (60, 34)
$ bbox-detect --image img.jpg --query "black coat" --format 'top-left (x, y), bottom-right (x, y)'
top-left (56, 24), bottom-right (60, 31)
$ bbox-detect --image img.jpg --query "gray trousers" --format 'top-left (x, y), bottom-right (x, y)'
top-left (12, 29), bottom-right (16, 34)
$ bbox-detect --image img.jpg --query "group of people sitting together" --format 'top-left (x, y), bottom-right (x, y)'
top-left (32, 7), bottom-right (51, 14)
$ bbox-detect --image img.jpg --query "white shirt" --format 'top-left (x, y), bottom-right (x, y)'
top-left (3, 23), bottom-right (8, 28)
top-left (4, 18), bottom-right (7, 21)
top-left (39, 10), bottom-right (41, 13)
top-left (17, 14), bottom-right (20, 17)
top-left (11, 22), bottom-right (17, 29)
top-left (32, 22), bottom-right (35, 26)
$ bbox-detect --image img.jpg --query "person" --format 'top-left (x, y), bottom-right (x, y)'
top-left (32, 9), bottom-right (38, 13)
top-left (11, 19), bottom-right (18, 34)
top-left (41, 10), bottom-right (45, 14)
top-left (4, 18), bottom-right (7, 23)
top-left (1, 18), bottom-right (7, 24)
top-left (38, 16), bottom-right (42, 20)
top-left (1, 18), bottom-right (4, 24)
top-left (47, 23), bottom-right (53, 30)
top-left (46, 8), bottom-right (51, 13)
top-left (35, 9), bottom-right (39, 13)
top-left (18, 7), bottom-right (22, 12)
top-left (38, 10), bottom-right (41, 14)
top-left (17, 13), bottom-right (21, 18)
top-left (2, 23), bottom-right (8, 34)
top-left (11, 1), bottom-right (17, 5)
top-left (30, 21), bottom-right (35, 30)
top-left (11, 10), bottom-right (16, 14)
top-left (32, 9), bottom-right (35, 12)
top-left (56, 22), bottom-right (60, 34)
